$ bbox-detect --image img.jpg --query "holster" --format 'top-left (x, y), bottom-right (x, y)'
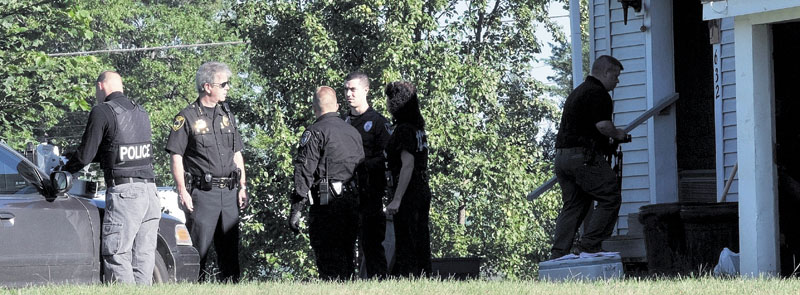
top-left (184, 172), bottom-right (194, 192)
top-left (233, 168), bottom-right (242, 189)
top-left (311, 179), bottom-right (358, 206)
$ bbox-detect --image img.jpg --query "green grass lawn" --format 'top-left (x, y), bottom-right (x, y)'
top-left (4, 277), bottom-right (800, 295)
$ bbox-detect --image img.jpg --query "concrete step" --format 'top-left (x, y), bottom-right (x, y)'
top-left (603, 235), bottom-right (646, 263)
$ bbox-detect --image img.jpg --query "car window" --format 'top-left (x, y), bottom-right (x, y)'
top-left (0, 145), bottom-right (40, 195)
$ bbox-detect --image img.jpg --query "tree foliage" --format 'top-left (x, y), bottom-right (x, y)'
top-left (233, 0), bottom-right (563, 278)
top-left (2, 0), bottom-right (567, 280)
top-left (0, 0), bottom-right (102, 148)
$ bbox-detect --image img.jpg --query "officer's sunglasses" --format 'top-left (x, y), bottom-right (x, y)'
top-left (208, 81), bottom-right (231, 88)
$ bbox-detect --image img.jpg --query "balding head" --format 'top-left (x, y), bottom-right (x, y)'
top-left (590, 55), bottom-right (623, 91)
top-left (95, 71), bottom-right (124, 104)
top-left (313, 86), bottom-right (339, 118)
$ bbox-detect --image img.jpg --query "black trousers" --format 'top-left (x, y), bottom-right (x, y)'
top-left (186, 187), bottom-right (240, 282)
top-left (550, 147), bottom-right (621, 258)
top-left (359, 189), bottom-right (388, 279)
top-left (309, 193), bottom-right (359, 280)
top-left (391, 193), bottom-right (432, 277)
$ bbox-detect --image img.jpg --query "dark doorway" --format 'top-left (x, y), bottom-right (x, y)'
top-left (673, 0), bottom-right (716, 202)
top-left (773, 21), bottom-right (800, 277)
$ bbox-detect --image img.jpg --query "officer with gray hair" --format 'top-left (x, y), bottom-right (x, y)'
top-left (64, 71), bottom-right (160, 284)
top-left (166, 61), bottom-right (248, 282)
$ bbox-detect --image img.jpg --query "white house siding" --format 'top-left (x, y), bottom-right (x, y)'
top-left (590, 0), bottom-right (649, 234)
top-left (715, 17), bottom-right (738, 202)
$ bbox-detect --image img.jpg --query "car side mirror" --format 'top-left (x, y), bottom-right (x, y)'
top-left (50, 171), bottom-right (73, 196)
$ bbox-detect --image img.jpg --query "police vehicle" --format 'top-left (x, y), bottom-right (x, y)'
top-left (0, 142), bottom-right (199, 287)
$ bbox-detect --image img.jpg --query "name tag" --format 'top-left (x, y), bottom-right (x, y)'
top-left (119, 143), bottom-right (152, 162)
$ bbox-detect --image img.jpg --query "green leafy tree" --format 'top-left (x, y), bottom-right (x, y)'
top-left (0, 0), bottom-right (103, 148)
top-left (233, 0), bottom-right (563, 279)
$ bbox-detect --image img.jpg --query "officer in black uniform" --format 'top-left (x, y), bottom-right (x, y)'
top-left (63, 71), bottom-right (161, 284)
top-left (550, 55), bottom-right (628, 259)
top-left (341, 71), bottom-right (390, 278)
top-left (166, 62), bottom-right (249, 282)
top-left (289, 86), bottom-right (365, 280)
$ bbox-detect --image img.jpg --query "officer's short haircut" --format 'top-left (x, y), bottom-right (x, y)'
top-left (591, 55), bottom-right (624, 76)
top-left (196, 62), bottom-right (232, 94)
top-left (344, 71), bottom-right (369, 89)
top-left (96, 71), bottom-right (120, 83)
top-left (314, 86), bottom-right (337, 113)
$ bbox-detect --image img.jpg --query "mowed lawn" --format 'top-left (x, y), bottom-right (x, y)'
top-left (4, 277), bottom-right (800, 295)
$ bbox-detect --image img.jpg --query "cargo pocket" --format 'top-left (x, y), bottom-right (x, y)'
top-left (118, 187), bottom-right (143, 199)
top-left (101, 223), bottom-right (123, 256)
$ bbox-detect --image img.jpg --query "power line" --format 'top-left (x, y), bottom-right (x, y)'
top-left (47, 41), bottom-right (248, 57)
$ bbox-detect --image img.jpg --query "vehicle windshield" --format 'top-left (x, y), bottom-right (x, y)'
top-left (0, 144), bottom-right (43, 195)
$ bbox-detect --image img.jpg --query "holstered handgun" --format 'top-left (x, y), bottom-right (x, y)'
top-left (232, 168), bottom-right (242, 190)
top-left (184, 172), bottom-right (193, 192)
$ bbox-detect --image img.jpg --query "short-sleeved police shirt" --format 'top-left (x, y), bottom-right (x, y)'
top-left (165, 100), bottom-right (243, 177)
top-left (386, 123), bottom-right (431, 199)
top-left (342, 107), bottom-right (390, 191)
top-left (555, 76), bottom-right (613, 151)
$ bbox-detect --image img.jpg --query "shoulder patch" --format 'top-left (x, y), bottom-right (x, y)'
top-left (364, 121), bottom-right (373, 132)
top-left (300, 131), bottom-right (312, 146)
top-left (385, 122), bottom-right (394, 135)
top-left (172, 115), bottom-right (185, 131)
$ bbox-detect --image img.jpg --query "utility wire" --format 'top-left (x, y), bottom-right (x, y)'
top-left (47, 41), bottom-right (248, 57)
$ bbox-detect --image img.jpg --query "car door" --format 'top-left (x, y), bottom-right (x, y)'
top-left (0, 144), bottom-right (99, 287)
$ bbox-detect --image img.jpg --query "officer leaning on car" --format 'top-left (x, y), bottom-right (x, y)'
top-left (166, 61), bottom-right (249, 283)
top-left (63, 71), bottom-right (161, 285)
top-left (290, 86), bottom-right (365, 280)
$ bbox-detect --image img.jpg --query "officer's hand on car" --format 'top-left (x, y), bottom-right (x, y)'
top-left (288, 196), bottom-right (305, 234)
top-left (179, 188), bottom-right (193, 212)
top-left (238, 186), bottom-right (249, 210)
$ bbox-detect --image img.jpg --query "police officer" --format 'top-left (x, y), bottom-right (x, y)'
top-left (289, 86), bottom-right (365, 280)
top-left (549, 55), bottom-right (628, 260)
top-left (341, 71), bottom-right (390, 279)
top-left (166, 62), bottom-right (248, 282)
top-left (63, 71), bottom-right (160, 284)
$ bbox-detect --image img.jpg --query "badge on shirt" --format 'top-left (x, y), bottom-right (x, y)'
top-left (172, 116), bottom-right (185, 131)
top-left (385, 123), bottom-right (394, 135)
top-left (222, 115), bottom-right (230, 128)
top-left (300, 131), bottom-right (312, 146)
top-left (194, 119), bottom-right (208, 133)
top-left (364, 121), bottom-right (373, 132)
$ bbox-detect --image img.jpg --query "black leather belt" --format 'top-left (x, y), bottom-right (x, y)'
top-left (111, 177), bottom-right (155, 187)
top-left (193, 177), bottom-right (236, 189)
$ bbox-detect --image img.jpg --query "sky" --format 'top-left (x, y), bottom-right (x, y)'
top-left (532, 2), bottom-right (571, 86)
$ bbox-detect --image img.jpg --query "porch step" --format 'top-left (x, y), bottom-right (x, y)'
top-left (679, 169), bottom-right (717, 202)
top-left (603, 235), bottom-right (646, 263)
top-left (603, 213), bottom-right (646, 262)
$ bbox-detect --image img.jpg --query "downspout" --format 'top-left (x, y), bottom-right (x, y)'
top-left (570, 0), bottom-right (584, 89)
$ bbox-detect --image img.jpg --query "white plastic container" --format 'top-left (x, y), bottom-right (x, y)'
top-left (538, 253), bottom-right (624, 281)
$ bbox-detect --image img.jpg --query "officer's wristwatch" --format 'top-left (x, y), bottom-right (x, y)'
top-left (239, 185), bottom-right (247, 191)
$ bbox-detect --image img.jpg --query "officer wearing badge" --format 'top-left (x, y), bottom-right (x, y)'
top-left (166, 61), bottom-right (248, 282)
top-left (289, 86), bottom-right (365, 280)
top-left (63, 71), bottom-right (161, 284)
top-left (341, 71), bottom-right (391, 278)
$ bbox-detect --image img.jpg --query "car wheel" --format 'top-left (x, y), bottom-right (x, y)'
top-left (153, 252), bottom-right (169, 284)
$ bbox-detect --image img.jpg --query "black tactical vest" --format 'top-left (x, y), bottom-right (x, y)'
top-left (102, 99), bottom-right (154, 177)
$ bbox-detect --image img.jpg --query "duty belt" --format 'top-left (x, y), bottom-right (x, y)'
top-left (193, 177), bottom-right (236, 189)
